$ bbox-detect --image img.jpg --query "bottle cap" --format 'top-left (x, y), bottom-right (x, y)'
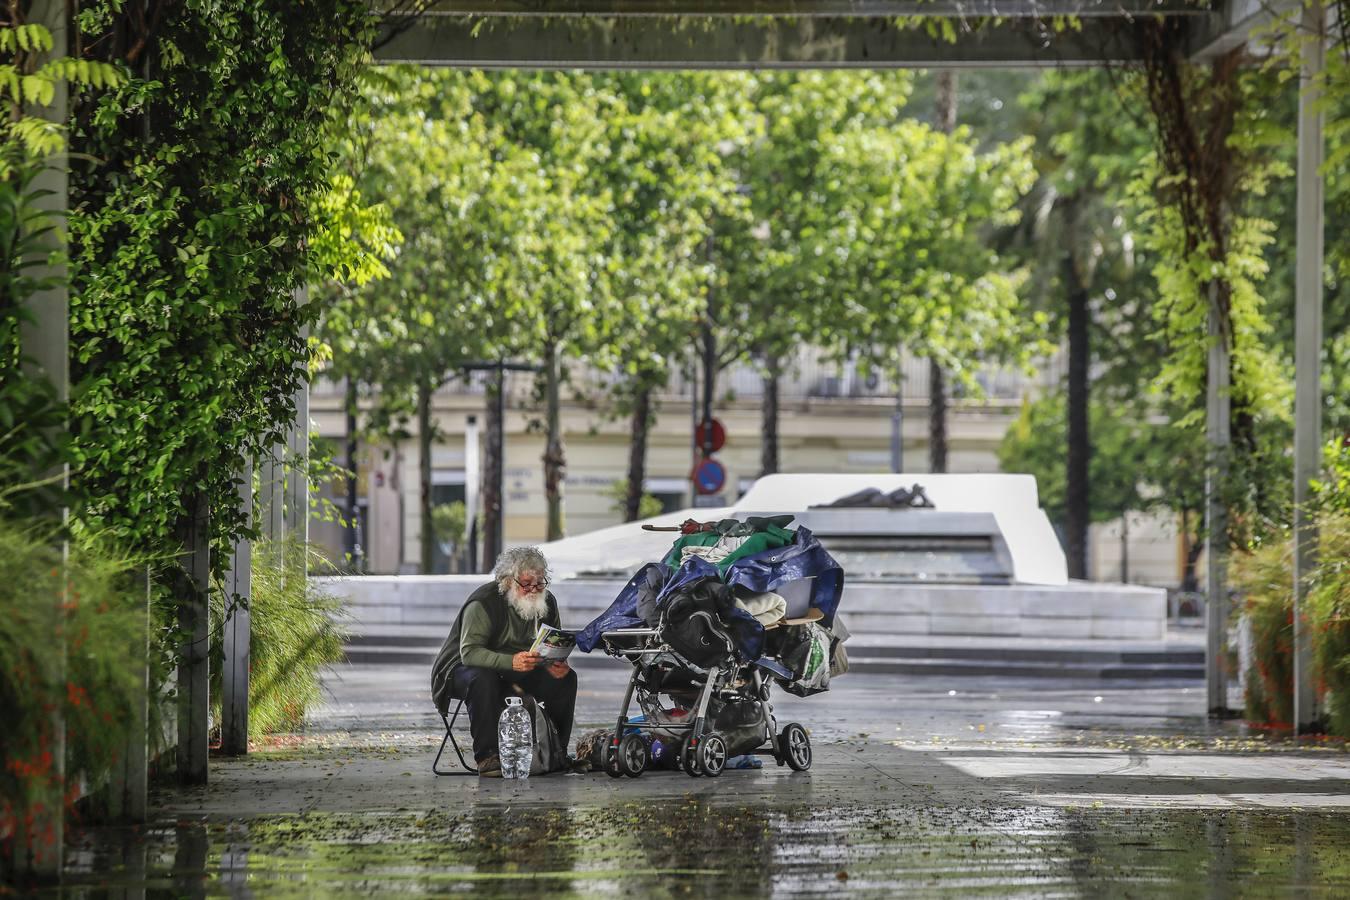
top-left (505, 696), bottom-right (523, 707)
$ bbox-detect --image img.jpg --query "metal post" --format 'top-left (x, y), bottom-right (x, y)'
top-left (494, 366), bottom-right (506, 560)
top-left (891, 365), bottom-right (905, 473)
top-left (1205, 284), bottom-right (1231, 716)
top-left (344, 379), bottom-right (361, 571)
top-left (1293, 0), bottom-right (1325, 735)
top-left (221, 462), bottom-right (252, 755)
top-left (689, 357), bottom-right (699, 505)
top-left (464, 415), bottom-right (479, 572)
top-left (176, 491), bottom-right (211, 784)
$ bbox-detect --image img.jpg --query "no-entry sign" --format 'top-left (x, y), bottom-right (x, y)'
top-left (693, 458), bottom-right (726, 495)
top-left (695, 418), bottom-right (726, 453)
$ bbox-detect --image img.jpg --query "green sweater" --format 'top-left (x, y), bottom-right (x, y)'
top-left (459, 594), bottom-right (542, 671)
top-left (430, 582), bottom-right (562, 714)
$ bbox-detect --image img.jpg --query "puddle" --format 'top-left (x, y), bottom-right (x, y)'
top-left (55, 802), bottom-right (1350, 896)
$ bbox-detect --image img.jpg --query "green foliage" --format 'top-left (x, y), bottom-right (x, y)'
top-left (210, 539), bottom-right (347, 739)
top-left (810, 103), bottom-right (1044, 382)
top-left (0, 517), bottom-right (156, 842)
top-left (1307, 512), bottom-right (1350, 737)
top-left (431, 501), bottom-right (466, 550)
top-left (605, 480), bottom-right (663, 521)
top-left (1233, 536), bottom-right (1295, 726)
top-left (1235, 441), bottom-right (1350, 736)
top-left (0, 156), bottom-right (67, 516)
top-left (1129, 39), bottom-right (1290, 437)
top-left (0, 17), bottom-right (128, 516)
top-left (69, 1), bottom-right (378, 566)
top-left (0, 21), bottom-right (123, 172)
top-left (998, 393), bottom-right (1186, 527)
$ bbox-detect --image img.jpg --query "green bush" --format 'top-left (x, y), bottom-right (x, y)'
top-left (1234, 539), bottom-right (1294, 726)
top-left (0, 518), bottom-right (152, 850)
top-left (1234, 440), bottom-right (1350, 736)
top-left (210, 540), bottom-right (348, 739)
top-left (606, 479), bottom-right (664, 521)
top-left (1307, 513), bottom-right (1350, 737)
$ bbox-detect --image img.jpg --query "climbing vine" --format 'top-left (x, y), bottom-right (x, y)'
top-left (67, 1), bottom-right (378, 564)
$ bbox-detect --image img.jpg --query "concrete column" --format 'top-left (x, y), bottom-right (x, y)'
top-left (176, 492), bottom-right (211, 784)
top-left (1293, 0), bottom-right (1325, 735)
top-left (104, 569), bottom-right (150, 822)
top-left (288, 381), bottom-right (310, 546)
top-left (14, 0), bottom-right (69, 880)
top-left (1205, 284), bottom-right (1231, 716)
top-left (258, 450), bottom-right (286, 544)
top-left (287, 292), bottom-right (310, 547)
top-left (221, 463), bottom-right (252, 756)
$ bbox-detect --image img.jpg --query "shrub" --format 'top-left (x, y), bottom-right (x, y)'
top-left (1234, 448), bottom-right (1350, 737)
top-left (0, 519), bottom-right (152, 853)
top-left (1234, 537), bottom-right (1294, 727)
top-left (1307, 513), bottom-right (1350, 737)
top-left (605, 479), bottom-right (664, 521)
top-left (210, 540), bottom-right (348, 739)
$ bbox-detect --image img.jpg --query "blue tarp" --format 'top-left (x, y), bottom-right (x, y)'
top-left (576, 526), bottom-right (845, 660)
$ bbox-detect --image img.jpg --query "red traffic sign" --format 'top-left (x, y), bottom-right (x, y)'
top-left (692, 458), bottom-right (727, 495)
top-left (695, 418), bottom-right (726, 453)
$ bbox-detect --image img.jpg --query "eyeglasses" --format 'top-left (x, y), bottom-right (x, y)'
top-left (514, 577), bottom-right (549, 593)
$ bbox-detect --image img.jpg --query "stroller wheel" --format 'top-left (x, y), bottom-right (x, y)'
top-left (679, 735), bottom-right (702, 777)
top-left (618, 733), bottom-right (649, 777)
top-left (697, 732), bottom-right (727, 778)
top-left (602, 740), bottom-right (625, 779)
top-left (779, 723), bottom-right (812, 771)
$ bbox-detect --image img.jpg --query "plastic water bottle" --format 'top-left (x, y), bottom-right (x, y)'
top-left (498, 696), bottom-right (533, 780)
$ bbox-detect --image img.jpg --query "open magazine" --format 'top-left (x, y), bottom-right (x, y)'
top-left (530, 623), bottom-right (577, 661)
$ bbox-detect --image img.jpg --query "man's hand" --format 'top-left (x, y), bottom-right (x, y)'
top-left (546, 660), bottom-right (571, 679)
top-left (511, 651), bottom-right (543, 672)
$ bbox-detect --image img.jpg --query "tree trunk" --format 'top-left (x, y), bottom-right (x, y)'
top-left (417, 378), bottom-right (434, 575)
top-left (543, 345), bottom-right (565, 541)
top-left (482, 372), bottom-right (504, 571)
top-left (761, 361), bottom-right (780, 477)
top-left (928, 71), bottom-right (958, 475)
top-left (701, 250), bottom-right (718, 456)
top-left (625, 385), bottom-right (652, 522)
top-left (1180, 508), bottom-right (1205, 593)
top-left (1065, 225), bottom-right (1092, 581)
top-left (934, 70), bottom-right (958, 133)
top-left (928, 358), bottom-right (948, 473)
top-left (344, 378), bottom-right (360, 571)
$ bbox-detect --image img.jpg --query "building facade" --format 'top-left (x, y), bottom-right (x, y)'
top-left (308, 346), bottom-right (1193, 589)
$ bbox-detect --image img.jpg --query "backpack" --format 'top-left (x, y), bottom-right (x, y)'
top-left (430, 583), bottom-right (560, 716)
top-left (523, 695), bottom-right (567, 775)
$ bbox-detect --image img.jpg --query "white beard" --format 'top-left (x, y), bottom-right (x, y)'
top-left (506, 586), bottom-right (549, 620)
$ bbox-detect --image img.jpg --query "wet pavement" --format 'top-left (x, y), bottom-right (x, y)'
top-left (56, 663), bottom-right (1350, 897)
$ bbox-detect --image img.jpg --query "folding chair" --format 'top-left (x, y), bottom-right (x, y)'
top-left (433, 697), bottom-right (477, 775)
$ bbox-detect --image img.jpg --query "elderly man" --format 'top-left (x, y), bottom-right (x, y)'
top-left (430, 547), bottom-right (577, 777)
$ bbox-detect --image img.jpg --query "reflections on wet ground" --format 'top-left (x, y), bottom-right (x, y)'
top-left (60, 800), bottom-right (1350, 897)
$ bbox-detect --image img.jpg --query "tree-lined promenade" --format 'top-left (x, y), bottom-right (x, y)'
top-left (1, 0), bottom-right (1347, 887)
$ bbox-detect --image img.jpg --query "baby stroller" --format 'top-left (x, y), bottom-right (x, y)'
top-left (576, 518), bottom-right (845, 778)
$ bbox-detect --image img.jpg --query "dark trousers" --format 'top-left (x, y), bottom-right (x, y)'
top-left (451, 664), bottom-right (578, 762)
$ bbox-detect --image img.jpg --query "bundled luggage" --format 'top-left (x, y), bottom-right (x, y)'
top-left (575, 516), bottom-right (847, 777)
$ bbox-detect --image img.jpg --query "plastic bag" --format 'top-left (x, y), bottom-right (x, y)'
top-left (778, 621), bottom-right (832, 697)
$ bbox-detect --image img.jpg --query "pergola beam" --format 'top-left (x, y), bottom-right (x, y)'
top-left (394, 0), bottom-right (1214, 16)
top-left (376, 13), bottom-right (1203, 67)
